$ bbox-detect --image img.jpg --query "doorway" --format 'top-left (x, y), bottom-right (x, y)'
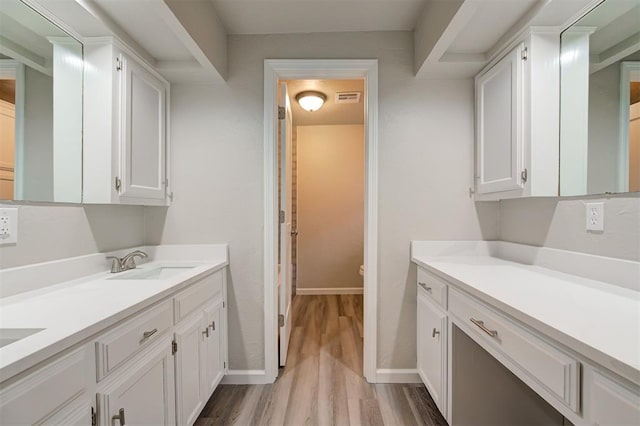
top-left (277, 78), bottom-right (366, 370)
top-left (264, 60), bottom-right (379, 383)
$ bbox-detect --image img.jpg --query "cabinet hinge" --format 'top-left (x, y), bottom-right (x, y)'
top-left (91, 407), bottom-right (97, 426)
top-left (163, 178), bottom-right (169, 187)
top-left (172, 340), bottom-right (178, 355)
top-left (279, 210), bottom-right (285, 224)
top-left (278, 314), bottom-right (284, 327)
top-left (521, 168), bottom-right (528, 183)
top-left (115, 57), bottom-right (122, 71)
top-left (114, 176), bottom-right (121, 191)
top-left (224, 361), bottom-right (226, 369)
top-left (223, 301), bottom-right (225, 308)
top-left (521, 47), bottom-right (528, 61)
top-left (278, 106), bottom-right (285, 120)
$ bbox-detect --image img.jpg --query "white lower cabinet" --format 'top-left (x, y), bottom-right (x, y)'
top-left (416, 285), bottom-right (447, 415)
top-left (0, 347), bottom-right (91, 425)
top-left (175, 311), bottom-right (207, 426)
top-left (175, 294), bottom-right (225, 426)
top-left (203, 299), bottom-right (225, 396)
top-left (584, 368), bottom-right (640, 426)
top-left (97, 337), bottom-right (176, 426)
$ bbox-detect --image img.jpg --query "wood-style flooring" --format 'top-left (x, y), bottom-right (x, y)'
top-left (195, 295), bottom-right (448, 426)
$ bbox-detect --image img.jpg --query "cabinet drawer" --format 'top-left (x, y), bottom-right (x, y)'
top-left (0, 347), bottom-right (88, 425)
top-left (174, 271), bottom-right (223, 323)
top-left (449, 287), bottom-right (579, 412)
top-left (96, 299), bottom-right (172, 380)
top-left (417, 267), bottom-right (448, 308)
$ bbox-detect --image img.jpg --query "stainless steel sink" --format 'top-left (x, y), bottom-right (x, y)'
top-left (108, 266), bottom-right (196, 280)
top-left (0, 328), bottom-right (45, 348)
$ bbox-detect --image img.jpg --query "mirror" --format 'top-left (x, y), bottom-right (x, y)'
top-left (0, 0), bottom-right (82, 203)
top-left (560, 0), bottom-right (640, 196)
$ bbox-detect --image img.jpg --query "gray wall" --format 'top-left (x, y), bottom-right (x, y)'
top-left (499, 195), bottom-right (640, 261)
top-left (0, 204), bottom-right (146, 269)
top-left (144, 31), bottom-right (499, 371)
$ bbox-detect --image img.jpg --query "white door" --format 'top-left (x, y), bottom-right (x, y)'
top-left (279, 82), bottom-right (294, 366)
top-left (204, 299), bottom-right (224, 395)
top-left (100, 342), bottom-right (176, 426)
top-left (118, 53), bottom-right (167, 200)
top-left (174, 313), bottom-right (206, 426)
top-left (417, 287), bottom-right (447, 414)
top-left (476, 44), bottom-right (525, 194)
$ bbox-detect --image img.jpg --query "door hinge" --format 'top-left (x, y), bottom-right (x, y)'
top-left (224, 361), bottom-right (226, 369)
top-left (114, 176), bottom-right (121, 191)
top-left (172, 340), bottom-right (178, 355)
top-left (278, 314), bottom-right (284, 327)
top-left (521, 47), bottom-right (528, 61)
top-left (278, 106), bottom-right (285, 120)
top-left (279, 210), bottom-right (285, 224)
top-left (115, 57), bottom-right (122, 71)
top-left (521, 168), bottom-right (528, 183)
top-left (223, 301), bottom-right (225, 308)
top-left (91, 407), bottom-right (97, 426)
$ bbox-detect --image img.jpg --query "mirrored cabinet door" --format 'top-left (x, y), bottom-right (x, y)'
top-left (560, 0), bottom-right (640, 196)
top-left (0, 0), bottom-right (83, 204)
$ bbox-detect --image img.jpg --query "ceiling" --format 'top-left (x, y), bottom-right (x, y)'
top-left (210, 0), bottom-right (426, 35)
top-left (284, 79), bottom-right (365, 126)
top-left (28, 0), bottom-right (600, 82)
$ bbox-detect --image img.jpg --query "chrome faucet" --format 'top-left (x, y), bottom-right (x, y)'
top-left (107, 250), bottom-right (148, 273)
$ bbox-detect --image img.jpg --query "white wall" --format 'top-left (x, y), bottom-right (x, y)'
top-left (296, 124), bottom-right (364, 291)
top-left (499, 196), bottom-right (640, 261)
top-left (145, 31), bottom-right (499, 371)
top-left (0, 204), bottom-right (146, 269)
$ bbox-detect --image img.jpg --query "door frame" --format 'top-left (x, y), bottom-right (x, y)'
top-left (263, 59), bottom-right (379, 383)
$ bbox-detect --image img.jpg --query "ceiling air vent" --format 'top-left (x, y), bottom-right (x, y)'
top-left (335, 91), bottom-right (361, 104)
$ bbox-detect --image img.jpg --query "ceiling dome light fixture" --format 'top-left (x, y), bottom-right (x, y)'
top-left (295, 91), bottom-right (327, 112)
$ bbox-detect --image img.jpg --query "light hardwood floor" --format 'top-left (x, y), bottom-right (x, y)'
top-left (195, 295), bottom-right (448, 426)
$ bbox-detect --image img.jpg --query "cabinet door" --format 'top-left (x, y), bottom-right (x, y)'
top-left (476, 44), bottom-right (525, 194)
top-left (174, 312), bottom-right (207, 426)
top-left (417, 288), bottom-right (447, 414)
top-left (118, 53), bottom-right (167, 200)
top-left (203, 299), bottom-right (224, 397)
top-left (99, 341), bottom-right (175, 426)
top-left (585, 369), bottom-right (640, 425)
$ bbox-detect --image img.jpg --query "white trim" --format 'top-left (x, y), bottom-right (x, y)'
top-left (264, 59), bottom-right (379, 383)
top-left (375, 369), bottom-right (421, 384)
top-left (221, 370), bottom-right (269, 385)
top-left (296, 287), bottom-right (364, 295)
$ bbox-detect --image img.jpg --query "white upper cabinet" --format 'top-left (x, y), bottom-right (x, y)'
top-left (475, 29), bottom-right (560, 200)
top-left (476, 44), bottom-right (524, 195)
top-left (83, 38), bottom-right (170, 206)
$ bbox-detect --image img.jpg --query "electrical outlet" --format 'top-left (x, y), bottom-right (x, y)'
top-left (0, 207), bottom-right (18, 245)
top-left (585, 202), bottom-right (604, 232)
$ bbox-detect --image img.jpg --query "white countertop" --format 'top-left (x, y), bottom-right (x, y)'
top-left (411, 241), bottom-right (640, 385)
top-left (0, 245), bottom-right (228, 383)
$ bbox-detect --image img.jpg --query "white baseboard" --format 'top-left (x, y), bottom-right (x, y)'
top-left (296, 287), bottom-right (363, 295)
top-left (375, 369), bottom-right (421, 383)
top-left (222, 370), bottom-right (270, 385)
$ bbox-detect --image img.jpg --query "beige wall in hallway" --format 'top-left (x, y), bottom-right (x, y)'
top-left (296, 124), bottom-right (364, 291)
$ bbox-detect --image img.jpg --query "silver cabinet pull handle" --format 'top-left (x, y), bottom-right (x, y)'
top-left (470, 318), bottom-right (498, 338)
top-left (432, 328), bottom-right (440, 338)
top-left (418, 282), bottom-right (432, 292)
top-left (210, 320), bottom-right (216, 331)
top-left (113, 408), bottom-right (125, 426)
top-left (202, 328), bottom-right (209, 338)
top-left (142, 328), bottom-right (158, 339)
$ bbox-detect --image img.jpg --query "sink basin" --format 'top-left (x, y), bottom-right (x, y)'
top-left (108, 266), bottom-right (196, 280)
top-left (0, 328), bottom-right (45, 348)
